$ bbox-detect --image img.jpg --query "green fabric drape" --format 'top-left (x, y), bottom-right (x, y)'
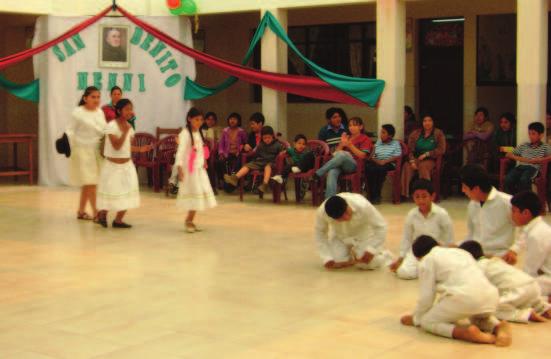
top-left (184, 11), bottom-right (385, 107)
top-left (0, 74), bottom-right (39, 102)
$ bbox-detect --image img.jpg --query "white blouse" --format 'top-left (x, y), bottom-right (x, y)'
top-left (103, 120), bottom-right (134, 159)
top-left (66, 106), bottom-right (106, 147)
top-left (175, 129), bottom-right (205, 172)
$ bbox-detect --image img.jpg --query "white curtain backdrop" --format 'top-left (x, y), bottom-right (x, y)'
top-left (33, 15), bottom-right (196, 186)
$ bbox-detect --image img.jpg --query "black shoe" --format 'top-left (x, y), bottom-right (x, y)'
top-left (112, 221), bottom-right (132, 228)
top-left (96, 214), bottom-right (108, 228)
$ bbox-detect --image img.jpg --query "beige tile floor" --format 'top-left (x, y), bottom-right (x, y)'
top-left (0, 184), bottom-right (550, 359)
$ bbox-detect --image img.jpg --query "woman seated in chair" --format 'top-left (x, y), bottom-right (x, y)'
top-left (401, 114), bottom-right (446, 199)
top-left (313, 117), bottom-right (372, 199)
top-left (490, 112), bottom-right (516, 173)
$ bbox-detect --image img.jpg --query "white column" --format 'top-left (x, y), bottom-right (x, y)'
top-left (376, 0), bottom-right (406, 139)
top-left (517, 0), bottom-right (548, 143)
top-left (261, 8), bottom-right (288, 137)
top-left (463, 14), bottom-right (477, 135)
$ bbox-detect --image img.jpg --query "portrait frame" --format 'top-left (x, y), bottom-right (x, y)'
top-left (99, 24), bottom-right (130, 69)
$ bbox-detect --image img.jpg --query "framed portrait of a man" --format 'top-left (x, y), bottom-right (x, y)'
top-left (99, 25), bottom-right (130, 68)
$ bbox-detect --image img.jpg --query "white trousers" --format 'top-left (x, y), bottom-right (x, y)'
top-left (396, 250), bottom-right (418, 280)
top-left (496, 281), bottom-right (550, 323)
top-left (419, 295), bottom-right (500, 338)
top-left (329, 238), bottom-right (386, 270)
top-left (536, 274), bottom-right (551, 296)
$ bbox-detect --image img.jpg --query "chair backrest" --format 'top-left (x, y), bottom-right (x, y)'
top-left (398, 139), bottom-right (409, 158)
top-left (156, 127), bottom-right (182, 141)
top-left (156, 135), bottom-right (179, 164)
top-left (306, 139), bottom-right (330, 157)
top-left (132, 132), bottom-right (156, 162)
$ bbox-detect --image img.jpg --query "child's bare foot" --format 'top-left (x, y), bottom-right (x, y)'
top-left (529, 310), bottom-right (547, 322)
top-left (494, 321), bottom-right (512, 347)
top-left (258, 182), bottom-right (268, 193)
top-left (454, 325), bottom-right (496, 344)
top-left (185, 222), bottom-right (196, 233)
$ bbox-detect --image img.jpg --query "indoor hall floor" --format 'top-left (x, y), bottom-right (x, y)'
top-left (0, 185), bottom-right (550, 359)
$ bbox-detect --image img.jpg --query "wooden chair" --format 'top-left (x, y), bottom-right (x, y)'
top-left (384, 140), bottom-right (409, 204)
top-left (238, 141), bottom-right (289, 203)
top-left (275, 140), bottom-right (329, 206)
top-left (155, 135), bottom-right (178, 193)
top-left (499, 158), bottom-right (550, 214)
top-left (156, 127), bottom-right (182, 142)
top-left (131, 132), bottom-right (157, 188)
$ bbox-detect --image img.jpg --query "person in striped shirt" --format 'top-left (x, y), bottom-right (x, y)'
top-left (504, 122), bottom-right (551, 194)
top-left (317, 107), bottom-right (349, 151)
top-left (364, 124), bottom-right (403, 203)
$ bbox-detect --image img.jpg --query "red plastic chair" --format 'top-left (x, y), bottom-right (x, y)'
top-left (275, 140), bottom-right (329, 206)
top-left (499, 157), bottom-right (550, 214)
top-left (155, 135), bottom-right (178, 193)
top-left (385, 140), bottom-right (409, 204)
top-left (338, 157), bottom-right (365, 194)
top-left (238, 140), bottom-right (289, 202)
top-left (132, 132), bottom-right (157, 188)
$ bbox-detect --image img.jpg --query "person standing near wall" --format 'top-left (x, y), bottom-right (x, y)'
top-left (66, 86), bottom-right (106, 221)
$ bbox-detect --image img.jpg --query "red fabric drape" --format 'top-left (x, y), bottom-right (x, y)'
top-left (117, 6), bottom-right (365, 105)
top-left (0, 6), bottom-right (111, 71)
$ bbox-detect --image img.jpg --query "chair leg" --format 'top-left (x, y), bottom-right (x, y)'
top-left (239, 178), bottom-right (244, 202)
top-left (153, 164), bottom-right (160, 192)
top-left (295, 179), bottom-right (301, 202)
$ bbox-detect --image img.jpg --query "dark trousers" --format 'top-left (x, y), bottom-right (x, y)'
top-left (281, 152), bottom-right (315, 178)
top-left (365, 161), bottom-right (395, 200)
top-left (504, 165), bottom-right (538, 194)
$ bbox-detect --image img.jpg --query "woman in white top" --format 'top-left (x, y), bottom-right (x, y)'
top-left (175, 107), bottom-right (217, 233)
top-left (96, 99), bottom-right (142, 228)
top-left (66, 86), bottom-right (106, 221)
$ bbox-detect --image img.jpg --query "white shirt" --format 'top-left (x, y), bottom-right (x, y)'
top-left (314, 193), bottom-right (387, 264)
top-left (66, 106), bottom-right (106, 147)
top-left (400, 203), bottom-right (454, 258)
top-left (477, 257), bottom-right (534, 292)
top-left (465, 187), bottom-right (518, 256)
top-left (175, 129), bottom-right (206, 172)
top-left (103, 120), bottom-right (134, 159)
top-left (520, 217), bottom-right (551, 278)
top-left (413, 247), bottom-right (498, 325)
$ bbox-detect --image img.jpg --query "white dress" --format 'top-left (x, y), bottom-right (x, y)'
top-left (175, 129), bottom-right (217, 211)
top-left (66, 106), bottom-right (106, 186)
top-left (96, 121), bottom-right (140, 212)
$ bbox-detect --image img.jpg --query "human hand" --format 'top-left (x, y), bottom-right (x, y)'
top-left (244, 144), bottom-right (252, 152)
top-left (177, 167), bottom-right (184, 182)
top-left (401, 315), bottom-right (414, 326)
top-left (502, 250), bottom-right (517, 265)
top-left (410, 160), bottom-right (418, 170)
top-left (389, 258), bottom-right (403, 272)
top-left (340, 133), bottom-right (350, 147)
top-left (325, 259), bottom-right (356, 269)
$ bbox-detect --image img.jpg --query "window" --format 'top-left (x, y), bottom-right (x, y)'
top-left (253, 22), bottom-right (376, 103)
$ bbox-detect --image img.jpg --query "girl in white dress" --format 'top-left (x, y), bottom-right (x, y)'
top-left (66, 86), bottom-right (106, 221)
top-left (96, 99), bottom-right (141, 228)
top-left (175, 108), bottom-right (217, 233)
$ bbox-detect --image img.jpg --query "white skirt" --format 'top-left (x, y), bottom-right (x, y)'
top-left (97, 160), bottom-right (140, 212)
top-left (176, 167), bottom-right (217, 211)
top-left (70, 145), bottom-right (103, 186)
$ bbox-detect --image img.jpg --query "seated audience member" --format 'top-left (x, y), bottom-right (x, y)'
top-left (244, 112), bottom-right (265, 152)
top-left (314, 117), bottom-right (372, 199)
top-left (318, 107), bottom-right (349, 152)
top-left (364, 124), bottom-right (402, 203)
top-left (314, 193), bottom-right (389, 270)
top-left (401, 114), bottom-right (446, 199)
top-left (464, 107), bottom-right (495, 165)
top-left (400, 235), bottom-right (511, 346)
top-left (504, 122), bottom-right (551, 194)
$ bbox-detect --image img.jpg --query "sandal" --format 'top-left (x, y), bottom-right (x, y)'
top-left (77, 212), bottom-right (93, 220)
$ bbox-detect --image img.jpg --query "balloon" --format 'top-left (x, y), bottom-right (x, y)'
top-left (167, 0), bottom-right (197, 15)
top-left (166, 0), bottom-right (181, 9)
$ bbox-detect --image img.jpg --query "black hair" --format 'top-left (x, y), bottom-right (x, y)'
top-left (404, 105), bottom-right (415, 119)
top-left (114, 98), bottom-right (132, 117)
top-left (511, 191), bottom-right (542, 217)
top-left (260, 126), bottom-right (275, 137)
top-left (528, 122), bottom-right (545, 134)
top-left (382, 124), bottom-right (396, 138)
top-left (459, 240), bottom-right (484, 260)
top-left (325, 107), bottom-right (348, 126)
top-left (110, 86), bottom-right (122, 95)
top-left (460, 164), bottom-right (492, 193)
top-left (249, 112), bottom-right (265, 125)
top-left (412, 235), bottom-right (438, 258)
top-left (78, 86), bottom-right (100, 106)
top-left (499, 112), bottom-right (516, 127)
top-left (324, 196), bottom-right (348, 219)
top-left (186, 107), bottom-right (205, 147)
top-left (475, 107), bottom-right (489, 119)
top-left (205, 111), bottom-right (218, 122)
top-left (411, 178), bottom-right (434, 195)
top-left (349, 117), bottom-right (366, 134)
top-left (226, 112), bottom-right (242, 127)
top-left (294, 134), bottom-right (307, 143)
